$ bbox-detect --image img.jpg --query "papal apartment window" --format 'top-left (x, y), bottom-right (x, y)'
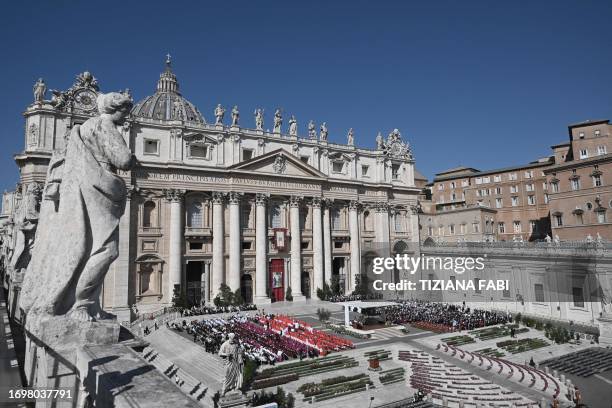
top-left (438, 184), bottom-right (444, 191)
top-left (495, 186), bottom-right (502, 195)
top-left (544, 193), bottom-right (550, 204)
top-left (597, 211), bottom-right (606, 224)
top-left (494, 175), bottom-right (501, 182)
top-left (144, 139), bottom-right (159, 155)
top-left (529, 220), bottom-right (537, 233)
top-left (332, 161), bottom-right (344, 173)
top-left (461, 180), bottom-right (469, 187)
top-left (361, 165), bottom-right (369, 177)
top-left (526, 183), bottom-right (534, 192)
top-left (451, 193), bottom-right (456, 201)
top-left (509, 173), bottom-right (517, 181)
top-left (450, 181), bottom-right (455, 189)
top-left (482, 176), bottom-right (490, 183)
top-left (242, 148), bottom-right (254, 161)
top-left (510, 185), bottom-right (518, 193)
top-left (498, 222), bottom-right (505, 234)
top-left (391, 164), bottom-right (400, 180)
top-left (525, 170), bottom-right (533, 179)
top-left (534, 283), bottom-right (545, 303)
top-left (593, 174), bottom-right (602, 187)
top-left (571, 179), bottom-right (580, 191)
top-left (542, 182), bottom-right (548, 190)
top-left (578, 132), bottom-right (585, 139)
top-left (190, 144), bottom-right (209, 158)
top-left (572, 287), bottom-right (585, 308)
top-left (575, 212), bottom-right (583, 225)
top-left (513, 220), bottom-right (521, 233)
top-left (554, 214), bottom-right (563, 227)
top-left (495, 198), bottom-right (502, 208)
top-left (579, 148), bottom-right (588, 159)
top-left (475, 177), bottom-right (482, 185)
top-left (551, 182), bottom-right (559, 193)
top-left (527, 195), bottom-right (535, 205)
top-left (598, 145), bottom-right (607, 155)
top-left (511, 196), bottom-right (519, 207)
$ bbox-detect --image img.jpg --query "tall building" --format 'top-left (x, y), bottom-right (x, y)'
top-left (3, 59), bottom-right (420, 320)
top-left (545, 120), bottom-right (611, 240)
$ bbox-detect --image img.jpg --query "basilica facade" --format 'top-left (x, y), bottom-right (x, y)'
top-left (4, 59), bottom-right (420, 320)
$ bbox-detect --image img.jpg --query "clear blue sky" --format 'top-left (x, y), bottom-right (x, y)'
top-left (2, 1), bottom-right (612, 192)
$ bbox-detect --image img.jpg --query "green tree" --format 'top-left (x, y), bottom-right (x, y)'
top-left (285, 286), bottom-right (293, 301)
top-left (171, 285), bottom-right (188, 308)
top-left (233, 288), bottom-right (245, 305)
top-left (330, 276), bottom-right (341, 295)
top-left (316, 308), bottom-right (331, 322)
top-left (213, 283), bottom-right (234, 307)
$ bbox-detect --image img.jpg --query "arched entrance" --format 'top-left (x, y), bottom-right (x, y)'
top-left (241, 274), bottom-right (253, 304)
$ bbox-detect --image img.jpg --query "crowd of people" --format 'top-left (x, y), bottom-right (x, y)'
top-left (376, 300), bottom-right (512, 331)
top-left (329, 293), bottom-right (383, 303)
top-left (173, 312), bottom-right (320, 365)
top-left (179, 304), bottom-right (257, 317)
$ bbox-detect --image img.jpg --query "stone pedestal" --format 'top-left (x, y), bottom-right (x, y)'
top-left (24, 315), bottom-right (121, 407)
top-left (598, 314), bottom-right (612, 346)
top-left (219, 391), bottom-right (250, 408)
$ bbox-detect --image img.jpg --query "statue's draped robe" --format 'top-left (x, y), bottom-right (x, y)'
top-left (219, 341), bottom-right (244, 394)
top-left (20, 117), bottom-right (131, 319)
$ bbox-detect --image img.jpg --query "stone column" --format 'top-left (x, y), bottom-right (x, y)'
top-left (166, 189), bottom-right (185, 301)
top-left (112, 189), bottom-right (133, 322)
top-left (323, 200), bottom-right (333, 285)
top-left (255, 193), bottom-right (271, 303)
top-left (348, 201), bottom-right (360, 294)
top-left (289, 196), bottom-right (304, 300)
top-left (211, 192), bottom-right (225, 299)
top-left (312, 197), bottom-right (324, 294)
top-left (228, 192), bottom-right (241, 292)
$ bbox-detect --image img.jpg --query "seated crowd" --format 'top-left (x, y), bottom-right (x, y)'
top-left (381, 301), bottom-right (511, 331)
top-left (180, 304), bottom-right (257, 317)
top-left (329, 293), bottom-right (383, 303)
top-left (173, 311), bottom-right (354, 365)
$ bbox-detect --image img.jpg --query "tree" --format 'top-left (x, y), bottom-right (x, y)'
top-left (171, 284), bottom-right (188, 308)
top-left (316, 308), bottom-right (331, 322)
top-left (233, 288), bottom-right (245, 305)
top-left (213, 283), bottom-right (234, 307)
top-left (285, 286), bottom-right (293, 301)
top-left (317, 282), bottom-right (333, 301)
top-left (330, 276), bottom-right (341, 295)
top-left (353, 274), bottom-right (371, 297)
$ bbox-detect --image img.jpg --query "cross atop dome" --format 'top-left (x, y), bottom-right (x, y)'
top-left (158, 54), bottom-right (179, 93)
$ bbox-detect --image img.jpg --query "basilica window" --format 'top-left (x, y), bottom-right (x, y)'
top-left (534, 283), bottom-right (545, 303)
top-left (363, 210), bottom-right (373, 231)
top-left (361, 165), bottom-right (369, 177)
top-left (270, 204), bottom-right (282, 228)
top-left (300, 156), bottom-right (309, 164)
top-left (572, 287), bottom-right (585, 308)
top-left (187, 202), bottom-right (203, 228)
top-left (242, 148), bottom-right (254, 161)
top-left (189, 143), bottom-right (210, 159)
top-left (300, 208), bottom-right (308, 230)
top-left (332, 161), bottom-right (344, 173)
top-left (144, 139), bottom-right (159, 155)
top-left (331, 208), bottom-right (341, 230)
top-left (241, 205), bottom-right (252, 228)
top-left (394, 213), bottom-right (403, 232)
top-left (391, 164), bottom-right (400, 180)
top-left (142, 201), bottom-right (157, 227)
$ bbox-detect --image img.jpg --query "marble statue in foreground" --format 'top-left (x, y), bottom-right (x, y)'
top-left (218, 333), bottom-right (245, 396)
top-left (20, 91), bottom-right (133, 325)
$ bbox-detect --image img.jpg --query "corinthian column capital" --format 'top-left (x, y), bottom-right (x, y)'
top-left (227, 191), bottom-right (242, 204)
top-left (164, 188), bottom-right (185, 202)
top-left (289, 195), bottom-right (302, 208)
top-left (311, 197), bottom-right (322, 208)
top-left (212, 191), bottom-right (225, 204)
top-left (255, 193), bottom-right (268, 206)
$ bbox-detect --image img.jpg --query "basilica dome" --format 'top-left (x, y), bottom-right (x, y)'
top-left (131, 58), bottom-right (205, 123)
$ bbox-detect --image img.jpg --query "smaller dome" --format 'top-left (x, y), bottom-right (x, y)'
top-left (132, 57), bottom-right (205, 123)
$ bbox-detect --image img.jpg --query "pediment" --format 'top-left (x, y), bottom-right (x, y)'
top-left (183, 132), bottom-right (217, 144)
top-left (228, 148), bottom-right (327, 179)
